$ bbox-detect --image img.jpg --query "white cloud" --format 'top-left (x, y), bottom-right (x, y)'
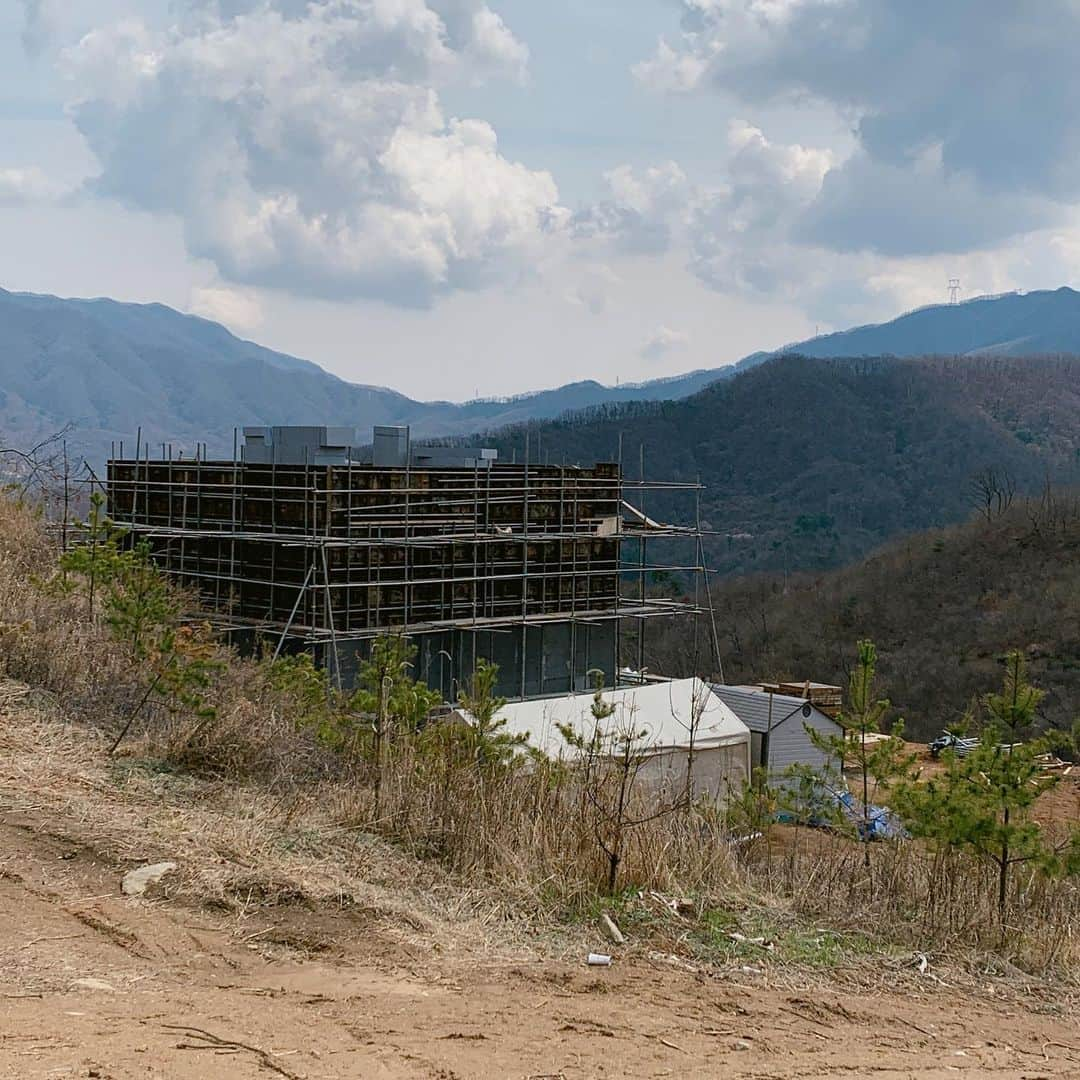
top-left (565, 263), bottom-right (622, 315)
top-left (15, 0), bottom-right (1080, 401)
top-left (19, 0), bottom-right (155, 57)
top-left (575, 123), bottom-right (833, 301)
top-left (566, 117), bottom-right (1061, 331)
top-left (641, 324), bottom-right (690, 361)
top-left (178, 0), bottom-right (530, 85)
top-left (637, 1), bottom-right (1080, 257)
top-left (571, 162), bottom-right (690, 255)
top-left (795, 151), bottom-right (1052, 257)
top-left (632, 38), bottom-right (714, 94)
top-left (189, 285), bottom-right (264, 332)
top-left (0, 166), bottom-right (65, 205)
top-left (725, 120), bottom-right (832, 231)
top-left (59, 1), bottom-right (558, 306)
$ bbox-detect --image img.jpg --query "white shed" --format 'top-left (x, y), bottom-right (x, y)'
top-left (460, 678), bottom-right (752, 803)
top-left (710, 684), bottom-right (842, 779)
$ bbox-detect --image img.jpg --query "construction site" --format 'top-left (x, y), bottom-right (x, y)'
top-left (105, 425), bottom-right (712, 700)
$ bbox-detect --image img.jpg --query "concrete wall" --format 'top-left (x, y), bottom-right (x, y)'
top-left (325, 620), bottom-right (618, 702)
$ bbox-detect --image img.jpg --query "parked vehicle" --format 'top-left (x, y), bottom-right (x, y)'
top-left (929, 731), bottom-right (1022, 759)
top-left (929, 732), bottom-right (978, 759)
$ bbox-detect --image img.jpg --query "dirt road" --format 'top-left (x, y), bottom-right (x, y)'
top-left (2, 809), bottom-right (1078, 1080)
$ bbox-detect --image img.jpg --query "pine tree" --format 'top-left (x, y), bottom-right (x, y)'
top-left (104, 541), bottom-right (178, 659)
top-left (803, 640), bottom-right (914, 862)
top-left (725, 767), bottom-right (778, 858)
top-left (351, 635), bottom-right (441, 744)
top-left (897, 651), bottom-right (1076, 920)
top-left (457, 658), bottom-right (522, 771)
top-left (560, 678), bottom-right (677, 894)
top-left (349, 635), bottom-right (441, 820)
top-left (59, 492), bottom-right (127, 615)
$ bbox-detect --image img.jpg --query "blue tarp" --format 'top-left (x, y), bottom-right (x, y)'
top-left (776, 781), bottom-right (908, 840)
top-left (836, 790), bottom-right (908, 840)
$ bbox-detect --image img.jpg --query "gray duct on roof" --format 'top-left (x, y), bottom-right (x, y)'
top-left (242, 424), bottom-right (498, 468)
top-left (242, 425), bottom-right (360, 465)
top-left (372, 425), bottom-right (409, 467)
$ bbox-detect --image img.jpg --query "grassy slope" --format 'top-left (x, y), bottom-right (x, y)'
top-left (0, 494), bottom-right (1076, 982)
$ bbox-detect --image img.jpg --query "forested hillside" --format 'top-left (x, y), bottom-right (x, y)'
top-left (647, 492), bottom-right (1080, 741)
top-left (484, 354), bottom-right (1080, 577)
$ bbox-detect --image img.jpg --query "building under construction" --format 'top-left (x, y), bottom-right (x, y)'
top-left (106, 425), bottom-right (706, 700)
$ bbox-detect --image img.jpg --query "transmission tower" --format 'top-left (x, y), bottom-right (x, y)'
top-left (948, 278), bottom-right (961, 304)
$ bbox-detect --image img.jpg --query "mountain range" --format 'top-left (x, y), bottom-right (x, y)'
top-left (0, 286), bottom-right (718, 458)
top-left (5, 284), bottom-right (1080, 460)
top-left (483, 352), bottom-right (1080, 578)
top-left (669, 496), bottom-right (1080, 739)
top-left (736, 286), bottom-right (1080, 368)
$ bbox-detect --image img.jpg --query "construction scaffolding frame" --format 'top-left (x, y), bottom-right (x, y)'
top-left (106, 430), bottom-right (712, 700)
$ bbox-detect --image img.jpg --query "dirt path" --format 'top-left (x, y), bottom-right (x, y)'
top-left (2, 810), bottom-right (1079, 1080)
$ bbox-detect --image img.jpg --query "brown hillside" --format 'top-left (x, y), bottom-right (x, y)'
top-left (653, 490), bottom-right (1080, 741)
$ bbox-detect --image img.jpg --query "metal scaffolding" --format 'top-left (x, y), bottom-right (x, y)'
top-left (105, 430), bottom-right (712, 698)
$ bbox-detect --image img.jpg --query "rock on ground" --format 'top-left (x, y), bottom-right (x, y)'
top-left (122, 861), bottom-right (177, 896)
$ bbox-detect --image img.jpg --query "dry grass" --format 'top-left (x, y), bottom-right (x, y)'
top-left (0, 494), bottom-right (1077, 986)
top-left (743, 831), bottom-right (1080, 978)
top-left (0, 683), bottom-right (535, 960)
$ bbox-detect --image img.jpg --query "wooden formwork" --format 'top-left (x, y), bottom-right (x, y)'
top-left (106, 457), bottom-right (626, 638)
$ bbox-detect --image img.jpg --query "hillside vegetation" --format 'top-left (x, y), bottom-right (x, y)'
top-left (648, 491), bottom-right (1080, 742)
top-left (486, 353), bottom-right (1080, 577)
top-left (0, 493), bottom-right (1077, 977)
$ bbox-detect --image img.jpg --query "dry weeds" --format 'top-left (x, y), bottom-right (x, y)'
top-left (0, 494), bottom-right (1077, 990)
top-left (0, 687), bottom-right (548, 961)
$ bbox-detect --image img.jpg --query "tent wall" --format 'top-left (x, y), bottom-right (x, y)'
top-left (635, 743), bottom-right (750, 805)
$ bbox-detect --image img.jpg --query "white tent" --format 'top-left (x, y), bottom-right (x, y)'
top-left (459, 678), bottom-right (752, 802)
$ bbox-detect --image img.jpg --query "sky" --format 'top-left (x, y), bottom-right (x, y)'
top-left (3, 1), bottom-right (1080, 401)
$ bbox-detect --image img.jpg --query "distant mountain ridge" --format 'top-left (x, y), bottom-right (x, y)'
top-left (5, 284), bottom-right (1080, 460)
top-left (736, 286), bottom-right (1080, 370)
top-left (479, 352), bottom-right (1080, 580)
top-left (0, 286), bottom-right (721, 459)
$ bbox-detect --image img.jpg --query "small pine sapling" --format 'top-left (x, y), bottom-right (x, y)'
top-left (105, 541), bottom-right (179, 659)
top-left (349, 635), bottom-right (441, 820)
top-left (563, 681), bottom-right (680, 894)
top-left (457, 658), bottom-right (522, 771)
top-left (59, 492), bottom-right (128, 615)
top-left (896, 650), bottom-right (1076, 921)
top-left (725, 767), bottom-right (778, 859)
top-left (805, 640), bottom-right (914, 862)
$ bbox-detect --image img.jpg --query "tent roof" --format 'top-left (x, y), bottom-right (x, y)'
top-left (458, 678), bottom-right (750, 760)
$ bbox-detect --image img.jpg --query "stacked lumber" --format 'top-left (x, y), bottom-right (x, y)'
top-left (759, 680), bottom-right (843, 717)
